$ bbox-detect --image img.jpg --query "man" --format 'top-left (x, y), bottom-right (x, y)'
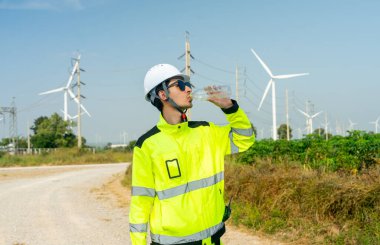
top-left (129, 64), bottom-right (255, 245)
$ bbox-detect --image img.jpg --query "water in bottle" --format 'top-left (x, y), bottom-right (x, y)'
top-left (191, 85), bottom-right (231, 101)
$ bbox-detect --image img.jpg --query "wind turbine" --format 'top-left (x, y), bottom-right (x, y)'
top-left (348, 119), bottom-right (357, 131)
top-left (321, 113), bottom-right (330, 140)
top-left (297, 109), bottom-right (323, 134)
top-left (60, 109), bottom-right (84, 123)
top-left (369, 116), bottom-right (380, 133)
top-left (39, 55), bottom-right (90, 121)
top-left (251, 48), bottom-right (309, 140)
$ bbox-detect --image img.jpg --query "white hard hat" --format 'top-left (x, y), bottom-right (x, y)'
top-left (144, 64), bottom-right (190, 101)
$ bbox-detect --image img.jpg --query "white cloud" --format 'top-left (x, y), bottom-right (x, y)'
top-left (0, 0), bottom-right (84, 10)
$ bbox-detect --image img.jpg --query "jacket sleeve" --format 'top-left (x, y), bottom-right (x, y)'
top-left (219, 100), bottom-right (255, 155)
top-left (129, 146), bottom-right (155, 245)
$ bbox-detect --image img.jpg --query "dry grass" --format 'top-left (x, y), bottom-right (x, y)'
top-left (121, 156), bottom-right (380, 244)
top-left (225, 159), bottom-right (380, 244)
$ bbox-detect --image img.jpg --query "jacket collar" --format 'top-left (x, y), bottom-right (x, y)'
top-left (157, 114), bottom-right (188, 134)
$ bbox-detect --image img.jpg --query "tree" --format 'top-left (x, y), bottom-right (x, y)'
top-left (0, 138), bottom-right (12, 146)
top-left (30, 116), bottom-right (48, 135)
top-left (126, 140), bottom-right (137, 151)
top-left (277, 124), bottom-right (292, 140)
top-left (313, 128), bottom-right (332, 140)
top-left (30, 113), bottom-right (80, 148)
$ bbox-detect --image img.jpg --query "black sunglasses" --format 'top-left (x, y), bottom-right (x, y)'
top-left (167, 80), bottom-right (193, 91)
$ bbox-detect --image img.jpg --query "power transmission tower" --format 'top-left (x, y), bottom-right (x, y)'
top-left (0, 97), bottom-right (18, 152)
top-left (184, 31), bottom-right (193, 78)
top-left (74, 56), bottom-right (86, 148)
top-left (77, 59), bottom-right (82, 148)
top-left (178, 31), bottom-right (194, 119)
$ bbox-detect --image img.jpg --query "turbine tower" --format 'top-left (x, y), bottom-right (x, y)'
top-left (251, 49), bottom-right (309, 140)
top-left (369, 116), bottom-right (380, 133)
top-left (297, 109), bottom-right (323, 134)
top-left (321, 112), bottom-right (330, 140)
top-left (39, 55), bottom-right (90, 121)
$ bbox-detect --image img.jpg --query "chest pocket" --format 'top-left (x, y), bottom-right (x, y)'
top-left (152, 150), bottom-right (184, 189)
top-left (166, 158), bottom-right (181, 179)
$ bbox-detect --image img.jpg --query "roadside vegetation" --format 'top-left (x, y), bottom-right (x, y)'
top-left (0, 148), bottom-right (132, 167)
top-left (225, 160), bottom-right (379, 244)
top-left (226, 130), bottom-right (380, 244)
top-left (123, 130), bottom-right (380, 244)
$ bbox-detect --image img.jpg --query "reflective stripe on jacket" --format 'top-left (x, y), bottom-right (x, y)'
top-left (129, 101), bottom-right (255, 245)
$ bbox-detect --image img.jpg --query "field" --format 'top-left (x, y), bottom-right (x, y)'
top-left (2, 131), bottom-right (379, 244)
top-left (123, 131), bottom-right (380, 244)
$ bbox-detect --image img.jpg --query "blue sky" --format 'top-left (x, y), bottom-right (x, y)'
top-left (0, 0), bottom-right (379, 145)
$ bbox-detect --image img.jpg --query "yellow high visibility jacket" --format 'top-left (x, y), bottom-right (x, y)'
top-left (129, 101), bottom-right (255, 245)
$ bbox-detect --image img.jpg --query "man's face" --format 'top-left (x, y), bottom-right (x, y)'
top-left (166, 77), bottom-right (193, 109)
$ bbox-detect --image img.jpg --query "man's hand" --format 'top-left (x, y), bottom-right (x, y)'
top-left (202, 85), bottom-right (233, 109)
top-left (208, 97), bottom-right (233, 109)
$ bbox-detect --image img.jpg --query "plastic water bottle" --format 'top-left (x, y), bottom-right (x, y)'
top-left (191, 85), bottom-right (231, 101)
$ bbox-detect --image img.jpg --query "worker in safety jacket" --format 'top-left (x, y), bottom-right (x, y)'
top-left (129, 64), bottom-right (255, 245)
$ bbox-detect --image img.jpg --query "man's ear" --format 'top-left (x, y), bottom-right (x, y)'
top-left (158, 90), bottom-right (168, 101)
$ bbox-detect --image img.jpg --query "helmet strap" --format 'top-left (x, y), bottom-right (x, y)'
top-left (162, 82), bottom-right (188, 122)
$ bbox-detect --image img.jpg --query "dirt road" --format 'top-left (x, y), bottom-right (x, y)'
top-left (0, 164), bottom-right (279, 245)
top-left (0, 163), bottom-right (131, 245)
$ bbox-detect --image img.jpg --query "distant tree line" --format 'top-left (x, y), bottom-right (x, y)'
top-left (0, 113), bottom-right (85, 149)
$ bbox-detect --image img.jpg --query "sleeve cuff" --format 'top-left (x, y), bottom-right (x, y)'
top-left (221, 99), bottom-right (239, 114)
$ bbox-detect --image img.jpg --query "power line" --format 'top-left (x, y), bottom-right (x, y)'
top-left (192, 58), bottom-right (237, 74)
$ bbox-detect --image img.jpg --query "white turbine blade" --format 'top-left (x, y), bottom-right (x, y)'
top-left (60, 109), bottom-right (66, 116)
top-left (311, 111), bottom-right (323, 118)
top-left (66, 61), bottom-right (79, 88)
top-left (273, 73), bottom-right (309, 79)
top-left (258, 79), bottom-right (272, 111)
top-left (67, 89), bottom-right (91, 117)
top-left (297, 109), bottom-right (310, 118)
top-left (70, 111), bottom-right (85, 120)
top-left (39, 87), bottom-right (65, 95)
top-left (79, 104), bottom-right (91, 117)
top-left (250, 49), bottom-right (273, 78)
top-left (61, 109), bottom-right (74, 120)
top-left (67, 89), bottom-right (76, 100)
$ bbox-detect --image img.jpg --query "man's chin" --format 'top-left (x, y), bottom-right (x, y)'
top-left (181, 103), bottom-right (193, 110)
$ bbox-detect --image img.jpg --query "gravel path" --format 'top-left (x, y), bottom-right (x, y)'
top-left (0, 163), bottom-right (280, 245)
top-left (0, 163), bottom-right (131, 245)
